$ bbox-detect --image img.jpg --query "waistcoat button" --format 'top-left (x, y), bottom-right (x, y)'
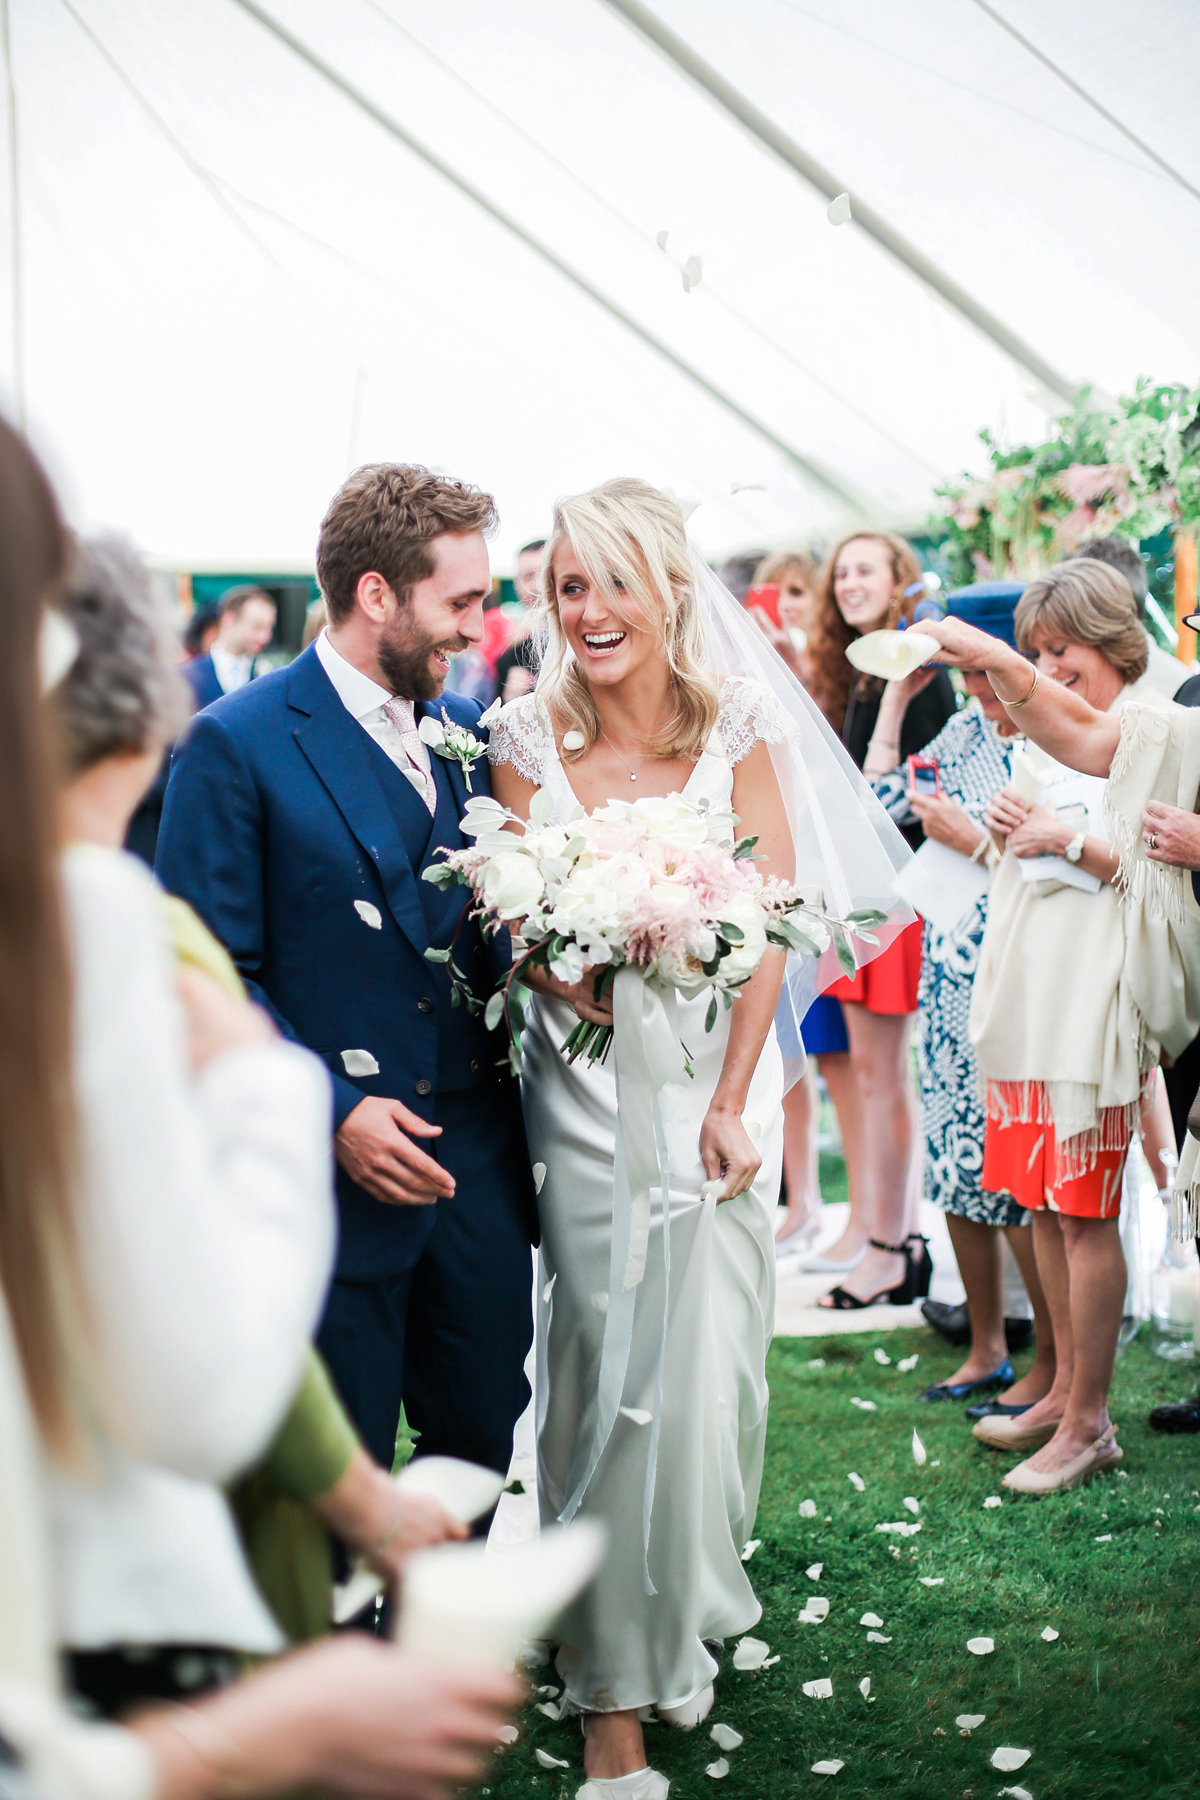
top-left (415, 1078), bottom-right (432, 1097)
top-left (417, 996), bottom-right (434, 1014)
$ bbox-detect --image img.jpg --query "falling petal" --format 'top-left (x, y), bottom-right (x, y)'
top-left (682, 253), bottom-right (703, 291)
top-left (911, 1429), bottom-right (927, 1465)
top-left (535, 1685), bottom-right (560, 1699)
top-left (535, 1749), bottom-right (569, 1770)
top-left (761, 1655), bottom-right (780, 1667)
top-left (992, 1749), bottom-right (1032, 1772)
top-left (732, 1636), bottom-right (770, 1671)
top-left (849, 1397), bottom-right (877, 1411)
top-left (966, 1637), bottom-right (994, 1655)
top-left (898, 1353), bottom-right (920, 1372)
top-left (741, 1539), bottom-right (761, 1562)
top-left (811, 1761), bottom-right (844, 1776)
top-left (827, 191), bottom-right (852, 226)
top-left (705, 1758), bottom-right (730, 1779)
top-left (655, 229), bottom-right (669, 250)
top-left (730, 480), bottom-right (768, 494)
top-left (859, 1613), bottom-right (883, 1629)
top-left (873, 1348), bottom-right (892, 1365)
top-left (983, 1496), bottom-right (1002, 1509)
top-left (848, 1472), bottom-right (865, 1491)
top-left (808, 1358), bottom-right (826, 1369)
top-left (542, 1274), bottom-right (557, 1303)
top-left (798, 1498), bottom-right (818, 1517)
top-left (532, 1162), bottom-right (547, 1193)
top-left (562, 730), bottom-right (586, 751)
top-left (535, 1702), bottom-right (561, 1720)
top-left (866, 1632), bottom-right (891, 1643)
top-left (1041, 1626), bottom-right (1060, 1642)
top-left (802, 1678), bottom-right (833, 1699)
top-left (903, 1497), bottom-right (920, 1515)
top-left (619, 1406), bottom-right (652, 1426)
top-left (709, 1725), bottom-right (743, 1752)
top-left (340, 1049), bottom-right (380, 1076)
top-left (353, 900), bottom-right (383, 929)
top-left (806, 1563), bottom-right (823, 1580)
top-left (496, 1724), bottom-right (519, 1744)
top-left (591, 1291), bottom-right (609, 1315)
top-left (859, 1677), bottom-right (870, 1698)
top-left (955, 1714), bottom-right (986, 1730)
top-left (1095, 1533), bottom-right (1113, 1542)
top-left (918, 1577), bottom-right (944, 1586)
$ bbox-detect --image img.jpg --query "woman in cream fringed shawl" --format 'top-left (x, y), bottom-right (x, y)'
top-left (919, 562), bottom-right (1200, 1497)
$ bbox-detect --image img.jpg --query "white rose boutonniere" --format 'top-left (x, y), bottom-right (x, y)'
top-left (417, 699), bottom-right (502, 792)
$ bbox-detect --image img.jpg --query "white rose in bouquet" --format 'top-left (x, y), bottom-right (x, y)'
top-left (628, 792), bottom-right (709, 847)
top-left (717, 894), bottom-right (769, 983)
top-left (481, 851), bottom-right (545, 920)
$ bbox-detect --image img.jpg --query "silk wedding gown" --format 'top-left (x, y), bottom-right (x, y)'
top-left (489, 679), bottom-right (785, 1715)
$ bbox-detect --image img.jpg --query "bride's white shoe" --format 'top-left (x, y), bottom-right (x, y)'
top-left (656, 1683), bottom-right (714, 1728)
top-left (576, 1773), bottom-right (670, 1800)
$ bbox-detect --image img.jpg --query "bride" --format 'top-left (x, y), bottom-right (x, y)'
top-left (488, 480), bottom-right (909, 1799)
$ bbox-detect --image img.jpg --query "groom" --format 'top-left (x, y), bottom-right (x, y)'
top-left (156, 464), bottom-right (537, 1480)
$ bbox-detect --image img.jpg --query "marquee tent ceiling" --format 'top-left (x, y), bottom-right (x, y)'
top-left (7, 0), bottom-right (1199, 571)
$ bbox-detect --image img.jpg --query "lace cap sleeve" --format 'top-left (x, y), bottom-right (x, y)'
top-left (487, 694), bottom-right (554, 784)
top-left (713, 676), bottom-right (790, 764)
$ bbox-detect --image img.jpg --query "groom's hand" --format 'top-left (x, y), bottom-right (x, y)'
top-left (335, 1097), bottom-right (455, 1206)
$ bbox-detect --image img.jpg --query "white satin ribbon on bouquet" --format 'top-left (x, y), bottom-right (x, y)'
top-left (557, 967), bottom-right (691, 1593)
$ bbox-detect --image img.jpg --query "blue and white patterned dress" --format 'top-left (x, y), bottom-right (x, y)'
top-left (873, 705), bottom-right (1028, 1228)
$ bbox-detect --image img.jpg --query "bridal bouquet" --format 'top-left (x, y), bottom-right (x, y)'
top-left (423, 788), bottom-right (885, 1073)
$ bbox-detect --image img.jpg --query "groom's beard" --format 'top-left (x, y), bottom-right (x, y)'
top-left (378, 614), bottom-right (470, 702)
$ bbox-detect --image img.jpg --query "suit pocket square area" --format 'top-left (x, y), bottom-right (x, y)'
top-left (341, 1049), bottom-right (380, 1076)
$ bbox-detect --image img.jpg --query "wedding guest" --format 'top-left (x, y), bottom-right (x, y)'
top-left (184, 601), bottom-right (221, 659)
top-left (303, 595), bottom-right (328, 648)
top-left (185, 584), bottom-right (277, 710)
top-left (867, 581), bottom-right (1055, 1411)
top-left (0, 420), bottom-right (519, 1799)
top-left (1069, 535), bottom-right (1188, 698)
top-left (745, 550), bottom-right (817, 686)
top-left (493, 538), bottom-right (547, 702)
top-left (808, 533), bottom-right (956, 1308)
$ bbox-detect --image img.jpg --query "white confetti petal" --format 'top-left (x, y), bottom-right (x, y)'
top-left (732, 1636), bottom-right (770, 1671)
top-left (812, 1761), bottom-right (844, 1776)
top-left (655, 229), bottom-right (669, 250)
top-left (591, 1291), bottom-right (609, 1315)
top-left (873, 1348), bottom-right (892, 1365)
top-left (353, 900), bottom-right (382, 929)
top-left (535, 1701), bottom-right (561, 1720)
top-left (860, 1613), bottom-right (883, 1628)
top-left (798, 1498), bottom-right (818, 1517)
top-left (903, 1497), bottom-right (920, 1515)
top-left (955, 1713), bottom-right (985, 1730)
top-left (681, 253), bottom-right (703, 291)
top-left (340, 1049), bottom-right (379, 1076)
top-left (542, 1274), bottom-right (557, 1303)
top-left (918, 1577), bottom-right (944, 1586)
top-left (709, 1725), bottom-right (743, 1752)
top-left (859, 1677), bottom-right (870, 1698)
top-left (1041, 1626), bottom-right (1059, 1641)
top-left (535, 1749), bottom-right (569, 1770)
top-left (730, 481), bottom-right (768, 494)
top-left (802, 1678), bottom-right (833, 1699)
top-left (999, 1788), bottom-right (1033, 1800)
top-left (827, 191), bottom-right (852, 226)
top-left (798, 1597), bottom-right (830, 1624)
top-left (898, 1353), bottom-right (920, 1372)
top-left (865, 1632), bottom-right (891, 1643)
top-left (966, 1637), bottom-right (994, 1656)
top-left (848, 1472), bottom-right (865, 1491)
top-left (741, 1539), bottom-right (761, 1561)
top-left (761, 1656), bottom-right (780, 1667)
top-left (561, 730), bottom-right (586, 751)
top-left (874, 1521), bottom-right (921, 1536)
top-left (535, 1685), bottom-right (560, 1698)
top-left (911, 1428), bottom-right (927, 1465)
top-left (808, 1357), bottom-right (825, 1368)
top-left (496, 1724), bottom-right (519, 1744)
top-left (532, 1162), bottom-right (547, 1193)
top-left (992, 1748), bottom-right (1032, 1772)
top-left (806, 1563), bottom-right (823, 1580)
top-left (849, 1396), bottom-right (877, 1411)
top-left (983, 1496), bottom-right (1003, 1509)
top-left (705, 1758), bottom-right (730, 1779)
top-left (1095, 1533), bottom-right (1112, 1542)
top-left (619, 1406), bottom-right (652, 1426)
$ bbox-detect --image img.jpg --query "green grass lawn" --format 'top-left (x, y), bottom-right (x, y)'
top-left (485, 1328), bottom-right (1200, 1799)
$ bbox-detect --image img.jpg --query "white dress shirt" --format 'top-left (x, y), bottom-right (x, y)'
top-left (210, 642), bottom-right (255, 694)
top-left (314, 627), bottom-right (434, 806)
top-left (47, 845), bottom-right (336, 1650)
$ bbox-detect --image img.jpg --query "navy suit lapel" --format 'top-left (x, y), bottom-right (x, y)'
top-left (287, 649), bottom-right (431, 956)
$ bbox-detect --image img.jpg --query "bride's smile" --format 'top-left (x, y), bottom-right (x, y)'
top-left (554, 547), bottom-right (657, 686)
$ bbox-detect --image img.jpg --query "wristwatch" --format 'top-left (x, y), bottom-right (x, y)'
top-left (1064, 830), bottom-right (1086, 864)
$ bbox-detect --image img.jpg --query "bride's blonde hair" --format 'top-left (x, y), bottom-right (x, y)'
top-left (535, 477), bottom-right (719, 762)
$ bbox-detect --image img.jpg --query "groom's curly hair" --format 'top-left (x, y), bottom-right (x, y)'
top-left (317, 463), bottom-right (498, 624)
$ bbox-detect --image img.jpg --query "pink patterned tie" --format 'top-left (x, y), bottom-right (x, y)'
top-left (382, 697), bottom-right (436, 815)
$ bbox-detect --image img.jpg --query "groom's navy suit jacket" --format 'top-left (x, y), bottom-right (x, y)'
top-left (155, 645), bottom-right (536, 1472)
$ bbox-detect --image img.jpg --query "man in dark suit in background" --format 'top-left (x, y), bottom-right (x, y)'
top-left (155, 465), bottom-right (536, 1480)
top-left (184, 584), bottom-right (277, 711)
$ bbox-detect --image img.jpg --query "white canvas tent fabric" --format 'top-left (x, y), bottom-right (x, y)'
top-left (3, 0), bottom-right (1198, 570)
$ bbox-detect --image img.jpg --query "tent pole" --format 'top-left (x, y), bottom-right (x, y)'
top-left (601, 0), bottom-right (1078, 404)
top-left (1, 0), bottom-right (23, 433)
top-left (227, 0), bottom-right (877, 518)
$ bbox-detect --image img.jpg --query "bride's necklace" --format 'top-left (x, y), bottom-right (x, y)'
top-left (600, 728), bottom-right (650, 782)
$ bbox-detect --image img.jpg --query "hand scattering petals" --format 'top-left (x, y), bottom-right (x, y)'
top-left (535, 1749), bottom-right (569, 1770)
top-left (911, 1428), bottom-right (927, 1464)
top-left (898, 1353), bottom-right (919, 1371)
top-left (992, 1748), bottom-right (1032, 1772)
top-left (983, 1496), bottom-right (1002, 1509)
top-left (798, 1498), bottom-right (818, 1517)
top-left (849, 1396), bottom-right (877, 1411)
top-left (741, 1540), bottom-right (761, 1561)
top-left (532, 1162), bottom-right (547, 1193)
top-left (918, 1577), bottom-right (944, 1586)
top-left (847, 1472), bottom-right (865, 1491)
top-left (1041, 1626), bottom-right (1059, 1641)
top-left (705, 1758), bottom-right (730, 1779)
top-left (732, 1636), bottom-right (770, 1670)
top-left (827, 191), bottom-right (853, 225)
top-left (806, 1563), bottom-right (823, 1580)
top-left (709, 1725), bottom-right (743, 1752)
top-left (966, 1637), bottom-right (994, 1655)
top-left (955, 1714), bottom-right (985, 1730)
top-left (353, 900), bottom-right (382, 928)
top-left (873, 1348), bottom-right (891, 1365)
top-left (903, 1497), bottom-right (920, 1514)
top-left (802, 1678), bottom-right (833, 1699)
top-left (811, 1759), bottom-right (844, 1775)
top-left (619, 1407), bottom-right (652, 1426)
top-left (858, 1677), bottom-right (870, 1698)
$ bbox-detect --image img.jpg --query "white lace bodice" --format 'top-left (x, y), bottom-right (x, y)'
top-left (487, 676), bottom-right (789, 831)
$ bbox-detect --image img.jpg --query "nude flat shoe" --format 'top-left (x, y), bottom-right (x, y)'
top-left (972, 1411), bottom-right (1063, 1450)
top-left (1001, 1425), bottom-right (1122, 1495)
top-left (656, 1683), bottom-right (714, 1728)
top-left (577, 1772), bottom-right (670, 1800)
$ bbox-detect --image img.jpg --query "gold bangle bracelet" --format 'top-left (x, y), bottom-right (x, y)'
top-left (1004, 667), bottom-right (1038, 708)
